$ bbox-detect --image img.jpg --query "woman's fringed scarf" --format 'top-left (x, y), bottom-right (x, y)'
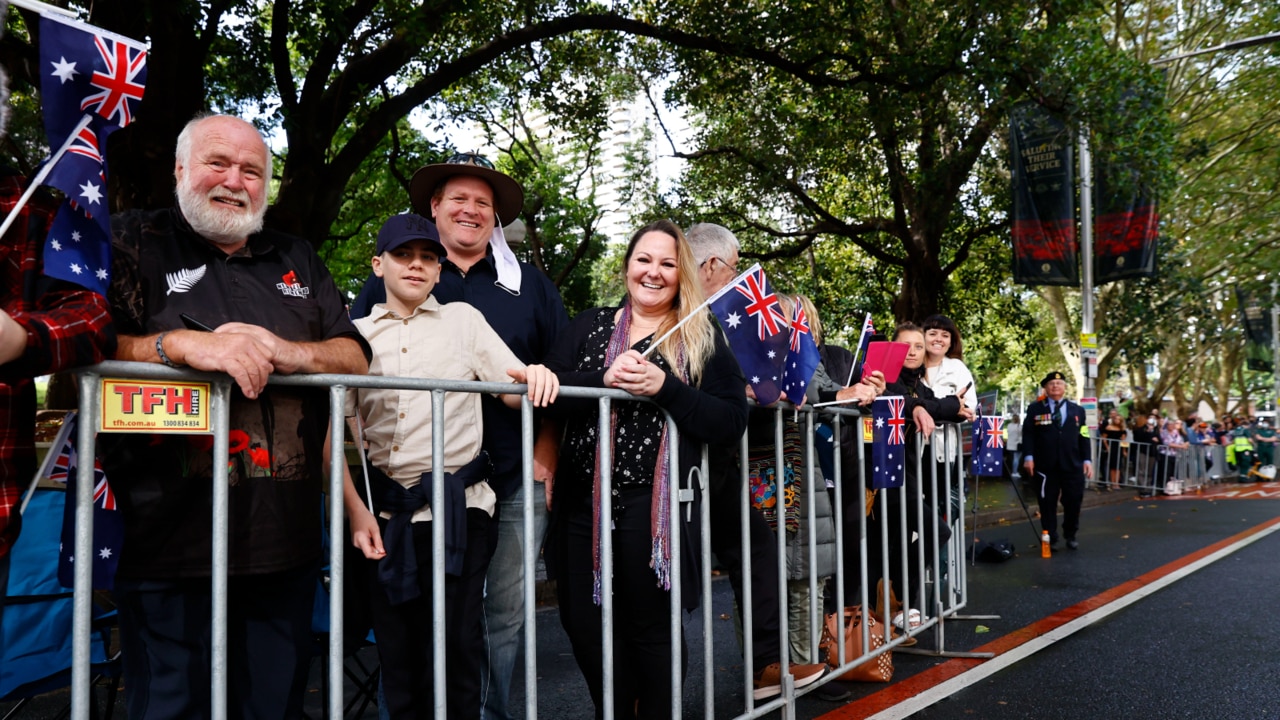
top-left (591, 302), bottom-right (688, 604)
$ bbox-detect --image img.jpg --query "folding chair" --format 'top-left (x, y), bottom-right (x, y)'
top-left (0, 486), bottom-right (121, 719)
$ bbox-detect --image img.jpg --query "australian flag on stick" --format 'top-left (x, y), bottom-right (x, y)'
top-left (33, 11), bottom-right (148, 294)
top-left (872, 396), bottom-right (907, 489)
top-left (43, 412), bottom-right (123, 590)
top-left (781, 301), bottom-right (820, 405)
top-left (41, 125), bottom-right (113, 293)
top-left (708, 264), bottom-right (790, 406)
top-left (970, 415), bottom-right (1005, 478)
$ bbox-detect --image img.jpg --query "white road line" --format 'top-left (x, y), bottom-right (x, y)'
top-left (863, 519), bottom-right (1280, 720)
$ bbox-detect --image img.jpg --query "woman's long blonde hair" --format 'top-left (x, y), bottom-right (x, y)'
top-left (623, 219), bottom-right (715, 384)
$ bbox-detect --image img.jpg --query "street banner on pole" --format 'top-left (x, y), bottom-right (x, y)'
top-left (1010, 102), bottom-right (1078, 286)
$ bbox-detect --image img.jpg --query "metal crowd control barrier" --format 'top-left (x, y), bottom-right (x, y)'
top-left (1094, 436), bottom-right (1231, 495)
top-left (62, 362), bottom-right (977, 720)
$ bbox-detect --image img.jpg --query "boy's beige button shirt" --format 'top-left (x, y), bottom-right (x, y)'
top-left (349, 295), bottom-right (524, 522)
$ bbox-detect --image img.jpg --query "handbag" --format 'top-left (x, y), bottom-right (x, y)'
top-left (819, 605), bottom-right (894, 682)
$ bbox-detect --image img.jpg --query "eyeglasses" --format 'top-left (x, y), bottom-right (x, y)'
top-left (699, 256), bottom-right (738, 275)
top-left (446, 152), bottom-right (496, 170)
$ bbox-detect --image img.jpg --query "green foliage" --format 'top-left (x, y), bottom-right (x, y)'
top-left (1, 0), bottom-right (1271, 418)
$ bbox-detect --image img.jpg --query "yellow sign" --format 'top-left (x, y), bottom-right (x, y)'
top-left (862, 417), bottom-right (874, 443)
top-left (99, 378), bottom-right (212, 433)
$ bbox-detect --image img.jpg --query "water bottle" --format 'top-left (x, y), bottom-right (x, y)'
top-left (1040, 530), bottom-right (1051, 558)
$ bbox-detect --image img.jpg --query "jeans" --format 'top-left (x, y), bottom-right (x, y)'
top-left (481, 485), bottom-right (550, 720)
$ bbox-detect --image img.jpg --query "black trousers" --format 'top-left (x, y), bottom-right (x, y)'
top-left (707, 475), bottom-right (782, 671)
top-left (371, 508), bottom-right (496, 720)
top-left (558, 489), bottom-right (686, 720)
top-left (115, 565), bottom-right (316, 720)
top-left (1036, 470), bottom-right (1084, 541)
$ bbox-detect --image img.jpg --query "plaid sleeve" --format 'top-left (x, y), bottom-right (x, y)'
top-left (6, 283), bottom-right (116, 377)
top-left (2, 195), bottom-right (116, 379)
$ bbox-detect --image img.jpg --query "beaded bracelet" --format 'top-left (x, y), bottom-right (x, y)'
top-left (155, 331), bottom-right (179, 368)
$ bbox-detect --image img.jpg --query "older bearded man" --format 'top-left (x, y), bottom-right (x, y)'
top-left (103, 113), bottom-right (370, 719)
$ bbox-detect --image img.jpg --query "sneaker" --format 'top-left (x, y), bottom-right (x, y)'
top-left (752, 662), bottom-right (829, 700)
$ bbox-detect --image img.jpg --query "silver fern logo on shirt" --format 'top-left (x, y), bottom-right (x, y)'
top-left (165, 265), bottom-right (207, 295)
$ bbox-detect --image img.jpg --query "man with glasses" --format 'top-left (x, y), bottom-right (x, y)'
top-left (351, 153), bottom-right (567, 719)
top-left (685, 222), bottom-right (827, 700)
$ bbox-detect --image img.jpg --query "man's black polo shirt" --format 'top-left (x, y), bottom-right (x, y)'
top-left (103, 208), bottom-right (368, 579)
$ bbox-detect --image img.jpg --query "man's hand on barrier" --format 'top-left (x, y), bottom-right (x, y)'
top-left (836, 382), bottom-right (876, 406)
top-left (169, 328), bottom-right (275, 399)
top-left (214, 322), bottom-right (309, 375)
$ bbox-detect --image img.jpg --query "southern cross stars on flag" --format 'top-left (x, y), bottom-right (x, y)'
top-left (35, 12), bottom-right (149, 295)
top-left (872, 396), bottom-right (907, 489)
top-left (708, 264), bottom-right (791, 406)
top-left (46, 412), bottom-right (123, 590)
top-left (970, 415), bottom-right (1005, 477)
top-left (782, 302), bottom-right (821, 405)
top-left (41, 122), bottom-right (113, 293)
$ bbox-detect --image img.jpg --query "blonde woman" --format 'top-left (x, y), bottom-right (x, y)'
top-left (544, 219), bottom-right (748, 719)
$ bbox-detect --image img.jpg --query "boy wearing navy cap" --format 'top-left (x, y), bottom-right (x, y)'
top-left (339, 213), bottom-right (558, 719)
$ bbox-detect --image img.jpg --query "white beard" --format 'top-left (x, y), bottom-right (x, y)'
top-left (176, 176), bottom-right (266, 246)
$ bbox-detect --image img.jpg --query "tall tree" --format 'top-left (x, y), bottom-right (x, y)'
top-left (651, 0), bottom-right (1170, 322)
top-left (1035, 0), bottom-right (1280, 407)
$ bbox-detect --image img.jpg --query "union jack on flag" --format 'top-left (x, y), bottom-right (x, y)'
top-left (788, 306), bottom-right (811, 353)
top-left (65, 123), bottom-right (104, 164)
top-left (39, 12), bottom-right (149, 147)
top-left (708, 264), bottom-right (790, 406)
top-left (732, 267), bottom-right (788, 340)
top-left (970, 415), bottom-right (1006, 478)
top-left (872, 395), bottom-right (907, 489)
top-left (781, 303), bottom-right (820, 404)
top-left (885, 397), bottom-right (906, 445)
top-left (984, 417), bottom-right (1005, 449)
top-left (43, 412), bottom-right (123, 589)
top-left (42, 122), bottom-right (111, 235)
top-left (81, 35), bottom-right (147, 127)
